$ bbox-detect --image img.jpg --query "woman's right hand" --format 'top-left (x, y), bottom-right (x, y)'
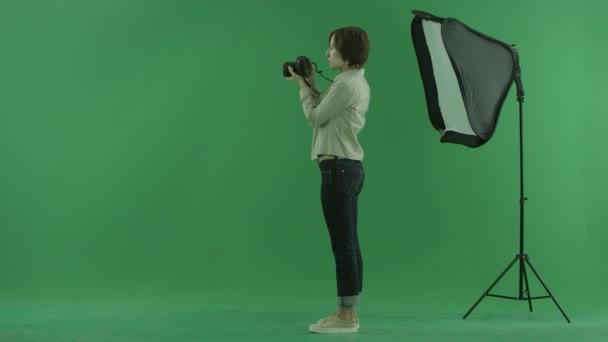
top-left (306, 63), bottom-right (317, 85)
top-left (287, 65), bottom-right (316, 89)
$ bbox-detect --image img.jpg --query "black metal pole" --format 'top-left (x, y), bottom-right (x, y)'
top-left (518, 80), bottom-right (527, 302)
top-left (463, 46), bottom-right (570, 322)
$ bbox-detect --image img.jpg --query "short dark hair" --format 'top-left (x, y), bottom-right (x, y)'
top-left (328, 26), bottom-right (370, 68)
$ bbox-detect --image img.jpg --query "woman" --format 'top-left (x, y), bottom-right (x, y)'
top-left (286, 26), bottom-right (370, 334)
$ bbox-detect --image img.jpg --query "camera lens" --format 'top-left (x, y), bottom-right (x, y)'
top-left (282, 62), bottom-right (294, 77)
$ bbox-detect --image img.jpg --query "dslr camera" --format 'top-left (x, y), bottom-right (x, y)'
top-left (282, 56), bottom-right (312, 78)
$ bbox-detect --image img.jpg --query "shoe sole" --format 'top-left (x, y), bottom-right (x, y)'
top-left (309, 325), bottom-right (358, 334)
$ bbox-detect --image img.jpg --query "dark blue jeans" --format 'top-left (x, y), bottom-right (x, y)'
top-left (318, 158), bottom-right (365, 306)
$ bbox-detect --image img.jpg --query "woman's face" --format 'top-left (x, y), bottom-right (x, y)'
top-left (326, 35), bottom-right (348, 70)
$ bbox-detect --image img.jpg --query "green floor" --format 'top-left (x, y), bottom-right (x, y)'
top-left (1, 301), bottom-right (605, 342)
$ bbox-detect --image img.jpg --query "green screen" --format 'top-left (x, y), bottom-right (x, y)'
top-left (0, 0), bottom-right (606, 340)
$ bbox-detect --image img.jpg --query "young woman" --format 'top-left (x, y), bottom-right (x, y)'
top-left (286, 26), bottom-right (370, 334)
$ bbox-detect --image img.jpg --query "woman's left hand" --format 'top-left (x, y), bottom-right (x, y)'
top-left (285, 65), bottom-right (306, 86)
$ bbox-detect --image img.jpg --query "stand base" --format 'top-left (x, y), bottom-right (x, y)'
top-left (463, 254), bottom-right (571, 323)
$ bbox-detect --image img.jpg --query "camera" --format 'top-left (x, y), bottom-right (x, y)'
top-left (282, 56), bottom-right (312, 78)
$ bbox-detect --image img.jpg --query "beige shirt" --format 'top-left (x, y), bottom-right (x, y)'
top-left (298, 68), bottom-right (370, 160)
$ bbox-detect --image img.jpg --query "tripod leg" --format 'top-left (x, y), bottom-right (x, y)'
top-left (463, 255), bottom-right (519, 319)
top-left (524, 256), bottom-right (571, 323)
top-left (522, 259), bottom-right (533, 312)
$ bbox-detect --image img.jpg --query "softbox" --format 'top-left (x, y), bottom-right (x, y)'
top-left (411, 10), bottom-right (518, 148)
top-left (409, 10), bottom-right (571, 323)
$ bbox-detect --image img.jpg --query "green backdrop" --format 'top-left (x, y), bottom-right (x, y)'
top-left (0, 0), bottom-right (606, 320)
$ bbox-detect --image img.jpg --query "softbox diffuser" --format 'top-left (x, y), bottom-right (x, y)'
top-left (411, 10), bottom-right (518, 148)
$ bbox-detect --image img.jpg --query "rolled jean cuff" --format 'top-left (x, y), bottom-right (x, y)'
top-left (338, 294), bottom-right (361, 306)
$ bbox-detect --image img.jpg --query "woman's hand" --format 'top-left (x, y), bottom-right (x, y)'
top-left (285, 65), bottom-right (316, 88)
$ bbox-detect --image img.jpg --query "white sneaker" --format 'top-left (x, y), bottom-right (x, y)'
top-left (309, 312), bottom-right (357, 334)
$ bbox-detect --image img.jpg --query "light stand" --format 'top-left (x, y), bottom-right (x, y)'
top-left (462, 45), bottom-right (571, 323)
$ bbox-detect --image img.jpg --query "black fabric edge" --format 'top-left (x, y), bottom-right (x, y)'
top-left (441, 131), bottom-right (488, 148)
top-left (411, 16), bottom-right (445, 132)
top-left (412, 10), bottom-right (445, 22)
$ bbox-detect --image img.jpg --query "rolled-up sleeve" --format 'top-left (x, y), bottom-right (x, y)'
top-left (299, 81), bottom-right (352, 128)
